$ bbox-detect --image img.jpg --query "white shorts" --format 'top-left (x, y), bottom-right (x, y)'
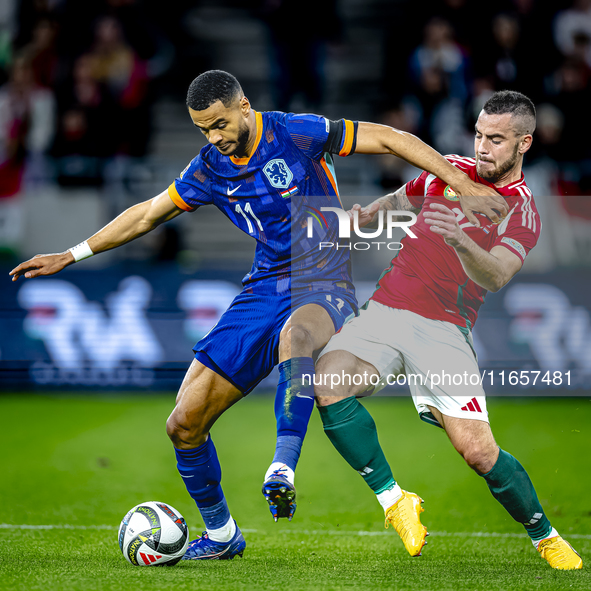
top-left (318, 301), bottom-right (488, 426)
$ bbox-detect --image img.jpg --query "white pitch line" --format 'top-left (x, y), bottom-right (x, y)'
top-left (244, 530), bottom-right (591, 540)
top-left (0, 524), bottom-right (115, 530)
top-left (1, 524), bottom-right (590, 540)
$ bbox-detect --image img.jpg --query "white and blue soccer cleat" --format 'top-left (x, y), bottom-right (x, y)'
top-left (262, 469), bottom-right (297, 522)
top-left (182, 523), bottom-right (245, 560)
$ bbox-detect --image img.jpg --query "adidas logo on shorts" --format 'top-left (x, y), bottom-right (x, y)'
top-left (461, 398), bottom-right (482, 413)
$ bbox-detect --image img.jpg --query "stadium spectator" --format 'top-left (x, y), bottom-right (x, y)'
top-left (522, 103), bottom-right (562, 197)
top-left (409, 17), bottom-right (470, 104)
top-left (0, 54), bottom-right (55, 196)
top-left (426, 0), bottom-right (496, 54)
top-left (86, 15), bottom-right (150, 156)
top-left (52, 54), bottom-right (117, 186)
top-left (405, 18), bottom-right (470, 154)
top-left (510, 0), bottom-right (561, 101)
top-left (0, 0), bottom-right (17, 85)
top-left (547, 58), bottom-right (591, 164)
top-left (14, 0), bottom-right (58, 50)
top-left (19, 18), bottom-right (60, 89)
top-left (486, 14), bottom-right (523, 89)
top-left (554, 0), bottom-right (591, 66)
top-left (262, 0), bottom-right (342, 111)
top-left (409, 65), bottom-right (467, 155)
top-left (528, 103), bottom-right (563, 167)
top-left (88, 16), bottom-right (141, 99)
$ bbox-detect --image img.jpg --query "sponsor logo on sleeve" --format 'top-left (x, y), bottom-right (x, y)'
top-left (180, 164), bottom-right (190, 179)
top-left (501, 237), bottom-right (526, 259)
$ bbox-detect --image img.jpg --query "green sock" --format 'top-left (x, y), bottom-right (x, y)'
top-left (318, 397), bottom-right (395, 493)
top-left (483, 448), bottom-right (552, 541)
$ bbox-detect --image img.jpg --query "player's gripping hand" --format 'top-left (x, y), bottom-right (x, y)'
top-left (347, 202), bottom-right (381, 230)
top-left (9, 252), bottom-right (75, 282)
top-left (423, 203), bottom-right (466, 247)
top-left (453, 180), bottom-right (508, 227)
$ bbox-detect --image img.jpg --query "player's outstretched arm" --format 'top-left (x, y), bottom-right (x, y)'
top-left (354, 122), bottom-right (508, 226)
top-left (9, 190), bottom-right (184, 282)
top-left (424, 203), bottom-right (522, 292)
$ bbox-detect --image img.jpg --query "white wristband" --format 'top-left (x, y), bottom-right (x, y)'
top-left (69, 240), bottom-right (94, 262)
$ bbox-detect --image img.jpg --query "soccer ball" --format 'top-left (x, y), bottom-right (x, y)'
top-left (118, 501), bottom-right (189, 566)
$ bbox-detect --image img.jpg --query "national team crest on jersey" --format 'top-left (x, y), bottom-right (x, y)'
top-left (263, 159), bottom-right (293, 189)
top-left (444, 185), bottom-right (459, 201)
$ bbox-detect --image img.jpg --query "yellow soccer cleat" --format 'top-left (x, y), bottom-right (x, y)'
top-left (538, 536), bottom-right (583, 570)
top-left (385, 490), bottom-right (428, 557)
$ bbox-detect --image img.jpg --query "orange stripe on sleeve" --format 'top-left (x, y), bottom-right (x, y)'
top-left (168, 183), bottom-right (195, 212)
top-left (321, 157), bottom-right (341, 202)
top-left (339, 120), bottom-right (355, 157)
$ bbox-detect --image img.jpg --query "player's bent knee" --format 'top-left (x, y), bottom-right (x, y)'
top-left (315, 381), bottom-right (336, 405)
top-left (290, 324), bottom-right (315, 350)
top-left (166, 410), bottom-right (208, 449)
top-left (461, 445), bottom-right (497, 475)
top-left (315, 391), bottom-right (350, 407)
top-left (314, 349), bottom-right (375, 402)
top-left (314, 362), bottom-right (345, 404)
top-left (279, 322), bottom-right (314, 358)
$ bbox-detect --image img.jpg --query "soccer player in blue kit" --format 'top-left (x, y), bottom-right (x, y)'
top-left (10, 70), bottom-right (505, 560)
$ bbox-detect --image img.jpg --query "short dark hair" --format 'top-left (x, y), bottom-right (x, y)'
top-left (186, 70), bottom-right (243, 111)
top-left (482, 90), bottom-right (536, 135)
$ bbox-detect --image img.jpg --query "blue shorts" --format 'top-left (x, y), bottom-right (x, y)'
top-left (193, 288), bottom-right (357, 394)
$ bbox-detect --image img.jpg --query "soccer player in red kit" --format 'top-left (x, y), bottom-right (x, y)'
top-left (314, 90), bottom-right (582, 570)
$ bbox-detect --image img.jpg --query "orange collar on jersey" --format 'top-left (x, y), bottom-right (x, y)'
top-left (230, 111), bottom-right (263, 166)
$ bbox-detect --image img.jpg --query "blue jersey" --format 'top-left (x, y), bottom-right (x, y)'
top-left (168, 111), bottom-right (358, 295)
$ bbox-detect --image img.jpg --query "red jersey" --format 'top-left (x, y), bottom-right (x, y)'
top-left (371, 154), bottom-right (541, 330)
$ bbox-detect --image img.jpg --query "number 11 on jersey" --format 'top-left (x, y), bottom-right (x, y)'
top-left (235, 202), bottom-right (264, 235)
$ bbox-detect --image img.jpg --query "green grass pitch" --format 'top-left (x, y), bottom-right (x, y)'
top-left (1, 393), bottom-right (590, 590)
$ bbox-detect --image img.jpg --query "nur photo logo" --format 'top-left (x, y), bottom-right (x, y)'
top-left (306, 207), bottom-right (418, 250)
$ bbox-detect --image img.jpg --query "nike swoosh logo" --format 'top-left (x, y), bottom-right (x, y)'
top-left (227, 185), bottom-right (241, 196)
top-left (180, 474), bottom-right (194, 478)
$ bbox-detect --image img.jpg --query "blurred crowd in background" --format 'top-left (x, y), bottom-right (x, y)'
top-left (1, 0), bottom-right (590, 389)
top-left (378, 0), bottom-right (591, 204)
top-left (0, 0), bottom-right (176, 193)
top-left (0, 0), bottom-right (590, 266)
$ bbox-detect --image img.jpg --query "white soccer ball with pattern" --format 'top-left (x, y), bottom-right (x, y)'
top-left (118, 501), bottom-right (189, 566)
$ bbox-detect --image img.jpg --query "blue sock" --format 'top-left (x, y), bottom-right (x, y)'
top-left (175, 436), bottom-right (231, 531)
top-left (272, 357), bottom-right (316, 471)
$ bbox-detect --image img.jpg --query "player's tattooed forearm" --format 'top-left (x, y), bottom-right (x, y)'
top-left (382, 186), bottom-right (421, 218)
top-left (364, 187), bottom-right (420, 229)
top-left (395, 186), bottom-right (421, 214)
top-left (381, 191), bottom-right (399, 212)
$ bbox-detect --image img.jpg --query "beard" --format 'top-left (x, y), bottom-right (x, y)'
top-left (477, 143), bottom-right (520, 184)
top-left (230, 121), bottom-right (251, 157)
